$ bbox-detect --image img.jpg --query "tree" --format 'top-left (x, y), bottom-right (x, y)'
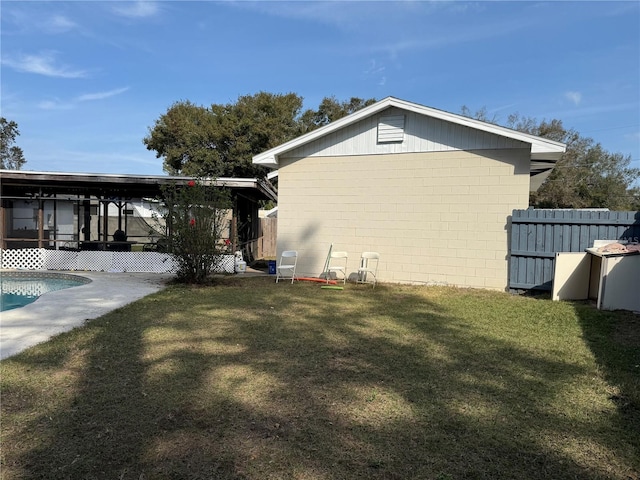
top-left (160, 179), bottom-right (231, 283)
top-left (1, 117), bottom-right (26, 170)
top-left (505, 114), bottom-right (640, 210)
top-left (299, 96), bottom-right (377, 133)
top-left (145, 92), bottom-right (305, 178)
top-left (144, 92), bottom-right (376, 178)
top-left (459, 105), bottom-right (499, 125)
top-left (460, 108), bottom-right (640, 210)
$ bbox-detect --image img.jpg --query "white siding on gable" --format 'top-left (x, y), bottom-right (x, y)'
top-left (287, 107), bottom-right (528, 158)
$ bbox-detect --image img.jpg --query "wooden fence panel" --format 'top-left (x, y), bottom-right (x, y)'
top-left (509, 209), bottom-right (640, 291)
top-left (257, 217), bottom-right (277, 259)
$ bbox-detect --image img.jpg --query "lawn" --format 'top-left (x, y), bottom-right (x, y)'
top-left (1, 276), bottom-right (638, 479)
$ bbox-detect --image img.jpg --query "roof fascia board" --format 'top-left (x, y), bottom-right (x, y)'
top-left (0, 170), bottom-right (277, 202)
top-left (0, 170), bottom-right (262, 186)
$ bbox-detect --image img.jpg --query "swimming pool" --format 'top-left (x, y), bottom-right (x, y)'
top-left (0, 272), bottom-right (92, 312)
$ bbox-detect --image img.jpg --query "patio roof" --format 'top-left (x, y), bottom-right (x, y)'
top-left (0, 170), bottom-right (277, 202)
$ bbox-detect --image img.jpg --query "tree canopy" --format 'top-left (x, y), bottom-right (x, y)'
top-left (461, 107), bottom-right (640, 210)
top-left (1, 117), bottom-right (26, 170)
top-left (298, 96), bottom-right (377, 133)
top-left (506, 114), bottom-right (639, 210)
top-left (144, 92), bottom-right (376, 178)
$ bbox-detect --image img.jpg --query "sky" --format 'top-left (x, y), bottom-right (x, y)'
top-left (1, 1), bottom-right (639, 177)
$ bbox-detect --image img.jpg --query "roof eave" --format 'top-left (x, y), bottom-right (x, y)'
top-left (530, 142), bottom-right (566, 161)
top-left (253, 154), bottom-right (278, 168)
top-left (0, 170), bottom-right (278, 202)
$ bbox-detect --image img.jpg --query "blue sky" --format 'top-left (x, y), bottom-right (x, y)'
top-left (1, 1), bottom-right (639, 176)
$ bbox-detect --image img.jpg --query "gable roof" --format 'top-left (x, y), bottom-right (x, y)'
top-left (253, 97), bottom-right (567, 171)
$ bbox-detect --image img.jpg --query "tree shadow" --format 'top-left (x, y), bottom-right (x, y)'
top-left (573, 301), bottom-right (640, 468)
top-left (3, 278), bottom-right (638, 479)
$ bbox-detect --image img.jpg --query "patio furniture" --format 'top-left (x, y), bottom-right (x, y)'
top-left (276, 250), bottom-right (298, 284)
top-left (356, 251), bottom-right (380, 288)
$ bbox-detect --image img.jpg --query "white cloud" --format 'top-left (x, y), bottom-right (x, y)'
top-left (2, 7), bottom-right (79, 35)
top-left (2, 52), bottom-right (88, 78)
top-left (538, 101), bottom-right (637, 120)
top-left (364, 60), bottom-right (386, 76)
top-left (76, 87), bottom-right (130, 102)
top-left (37, 99), bottom-right (74, 111)
top-left (625, 131), bottom-right (640, 141)
top-left (111, 1), bottom-right (160, 19)
top-left (230, 1), bottom-right (479, 30)
top-left (364, 59), bottom-right (387, 86)
top-left (46, 15), bottom-right (77, 34)
top-left (38, 149), bottom-right (163, 175)
top-left (565, 91), bottom-right (582, 106)
top-left (36, 87), bottom-right (130, 110)
top-left (489, 103), bottom-right (519, 115)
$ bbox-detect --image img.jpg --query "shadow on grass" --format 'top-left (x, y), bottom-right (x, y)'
top-left (574, 302), bottom-right (640, 470)
top-left (2, 277), bottom-right (638, 479)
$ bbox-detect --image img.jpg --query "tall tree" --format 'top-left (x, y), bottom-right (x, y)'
top-left (145, 92), bottom-right (304, 177)
top-left (299, 96), bottom-right (377, 133)
top-left (460, 108), bottom-right (640, 210)
top-left (459, 105), bottom-right (499, 125)
top-left (1, 117), bottom-right (26, 170)
top-left (144, 92), bottom-right (375, 178)
top-left (505, 114), bottom-right (639, 210)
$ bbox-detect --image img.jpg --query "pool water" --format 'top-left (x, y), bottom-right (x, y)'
top-left (0, 272), bottom-right (91, 312)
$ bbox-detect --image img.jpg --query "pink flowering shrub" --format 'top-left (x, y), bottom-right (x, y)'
top-left (160, 178), bottom-right (230, 283)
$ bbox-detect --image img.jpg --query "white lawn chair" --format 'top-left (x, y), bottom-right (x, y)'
top-left (276, 250), bottom-right (298, 284)
top-left (326, 251), bottom-right (348, 284)
top-left (356, 251), bottom-right (379, 288)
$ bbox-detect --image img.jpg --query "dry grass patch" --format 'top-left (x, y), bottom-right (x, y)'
top-left (1, 277), bottom-right (638, 479)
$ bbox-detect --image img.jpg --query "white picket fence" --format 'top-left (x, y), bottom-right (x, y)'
top-left (0, 249), bottom-right (236, 274)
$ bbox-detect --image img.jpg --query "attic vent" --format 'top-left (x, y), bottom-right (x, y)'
top-left (377, 115), bottom-right (405, 143)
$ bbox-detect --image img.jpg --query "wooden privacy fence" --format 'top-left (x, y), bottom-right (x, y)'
top-left (509, 209), bottom-right (640, 291)
top-left (255, 217), bottom-right (277, 259)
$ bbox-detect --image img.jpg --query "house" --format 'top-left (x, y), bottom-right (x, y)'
top-left (253, 97), bottom-right (566, 289)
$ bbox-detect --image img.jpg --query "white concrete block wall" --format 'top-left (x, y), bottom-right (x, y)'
top-left (276, 148), bottom-right (531, 290)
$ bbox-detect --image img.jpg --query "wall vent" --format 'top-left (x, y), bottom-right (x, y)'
top-left (377, 115), bottom-right (405, 143)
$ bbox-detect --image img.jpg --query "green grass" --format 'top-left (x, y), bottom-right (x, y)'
top-left (1, 277), bottom-right (638, 479)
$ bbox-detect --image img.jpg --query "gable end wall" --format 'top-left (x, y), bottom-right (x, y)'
top-left (287, 107), bottom-right (528, 158)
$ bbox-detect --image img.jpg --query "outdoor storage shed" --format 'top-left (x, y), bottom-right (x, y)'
top-left (253, 97), bottom-right (566, 289)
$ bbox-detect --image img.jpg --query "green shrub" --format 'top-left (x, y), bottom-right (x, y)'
top-left (161, 179), bottom-right (231, 283)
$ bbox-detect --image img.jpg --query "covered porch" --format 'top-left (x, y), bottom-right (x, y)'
top-left (0, 170), bottom-right (277, 266)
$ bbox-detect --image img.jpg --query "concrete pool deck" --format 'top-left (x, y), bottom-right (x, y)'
top-left (1, 271), bottom-right (174, 360)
